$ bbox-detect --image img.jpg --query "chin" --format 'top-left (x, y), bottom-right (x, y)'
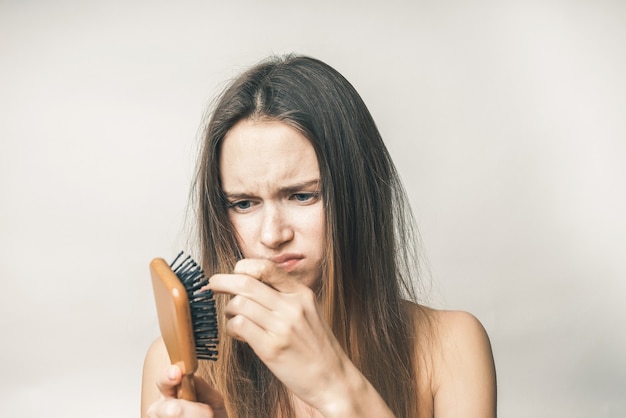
top-left (299, 272), bottom-right (323, 293)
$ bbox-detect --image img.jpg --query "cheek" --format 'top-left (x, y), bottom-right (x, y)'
top-left (306, 206), bottom-right (326, 248)
top-left (228, 215), bottom-right (255, 255)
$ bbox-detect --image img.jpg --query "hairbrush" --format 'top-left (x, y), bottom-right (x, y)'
top-left (150, 251), bottom-right (218, 401)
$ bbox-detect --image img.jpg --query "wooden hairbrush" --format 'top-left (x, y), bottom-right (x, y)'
top-left (150, 251), bottom-right (218, 401)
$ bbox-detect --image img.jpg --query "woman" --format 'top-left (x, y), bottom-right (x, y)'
top-left (141, 55), bottom-right (497, 417)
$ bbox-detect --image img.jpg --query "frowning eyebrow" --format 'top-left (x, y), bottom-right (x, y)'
top-left (223, 179), bottom-right (321, 200)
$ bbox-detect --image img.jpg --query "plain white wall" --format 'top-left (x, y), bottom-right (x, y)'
top-left (1, 1), bottom-right (624, 417)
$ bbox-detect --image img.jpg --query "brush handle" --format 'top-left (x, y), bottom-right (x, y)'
top-left (178, 373), bottom-right (197, 401)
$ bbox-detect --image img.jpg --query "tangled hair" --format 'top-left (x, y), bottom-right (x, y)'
top-left (194, 54), bottom-right (423, 417)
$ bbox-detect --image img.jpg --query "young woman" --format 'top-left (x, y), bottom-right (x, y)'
top-left (141, 55), bottom-right (497, 417)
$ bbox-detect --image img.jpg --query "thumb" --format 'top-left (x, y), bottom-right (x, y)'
top-left (233, 258), bottom-right (303, 293)
top-left (156, 365), bottom-right (183, 398)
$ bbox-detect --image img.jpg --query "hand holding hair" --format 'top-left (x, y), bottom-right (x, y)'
top-left (208, 259), bottom-right (395, 417)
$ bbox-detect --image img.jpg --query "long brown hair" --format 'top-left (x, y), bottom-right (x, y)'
top-left (194, 55), bottom-right (422, 416)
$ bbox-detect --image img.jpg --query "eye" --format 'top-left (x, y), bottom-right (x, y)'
top-left (228, 200), bottom-right (253, 212)
top-left (291, 192), bottom-right (320, 203)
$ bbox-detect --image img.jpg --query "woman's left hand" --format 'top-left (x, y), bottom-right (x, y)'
top-left (207, 259), bottom-right (359, 415)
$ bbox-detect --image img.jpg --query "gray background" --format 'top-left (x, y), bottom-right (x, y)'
top-left (1, 0), bottom-right (624, 417)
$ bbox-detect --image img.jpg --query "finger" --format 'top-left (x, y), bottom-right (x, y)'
top-left (210, 271), bottom-right (318, 330)
top-left (150, 398), bottom-right (215, 418)
top-left (234, 258), bottom-right (303, 293)
top-left (226, 311), bottom-right (277, 351)
top-left (208, 273), bottom-right (279, 309)
top-left (226, 309), bottom-right (319, 366)
top-left (225, 294), bottom-right (275, 329)
top-left (232, 258), bottom-right (267, 280)
top-left (156, 365), bottom-right (182, 398)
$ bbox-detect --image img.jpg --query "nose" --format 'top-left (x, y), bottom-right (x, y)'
top-left (260, 204), bottom-right (294, 249)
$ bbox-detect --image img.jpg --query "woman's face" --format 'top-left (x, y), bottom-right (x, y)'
top-left (219, 119), bottom-right (325, 289)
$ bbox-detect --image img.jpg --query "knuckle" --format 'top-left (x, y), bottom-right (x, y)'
top-left (273, 313), bottom-right (299, 342)
top-left (234, 258), bottom-right (265, 277)
top-left (300, 287), bottom-right (316, 305)
top-left (233, 258), bottom-right (249, 273)
top-left (148, 399), bottom-right (182, 418)
top-left (163, 399), bottom-right (183, 417)
top-left (231, 294), bottom-right (246, 308)
top-left (227, 294), bottom-right (247, 314)
top-left (235, 275), bottom-right (256, 294)
top-left (286, 302), bottom-right (306, 324)
top-left (261, 335), bottom-right (290, 360)
top-left (226, 314), bottom-right (247, 337)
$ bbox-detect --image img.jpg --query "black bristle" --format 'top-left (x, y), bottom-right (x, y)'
top-left (170, 251), bottom-right (219, 361)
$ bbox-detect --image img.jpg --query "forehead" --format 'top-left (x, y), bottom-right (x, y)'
top-left (219, 119), bottom-right (320, 192)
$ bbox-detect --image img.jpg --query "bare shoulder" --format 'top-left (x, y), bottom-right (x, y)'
top-left (141, 337), bottom-right (170, 416)
top-left (431, 309), bottom-right (497, 417)
top-left (431, 309), bottom-right (494, 358)
top-left (402, 303), bottom-right (497, 417)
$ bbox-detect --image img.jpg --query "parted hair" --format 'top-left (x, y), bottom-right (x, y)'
top-left (194, 54), bottom-right (423, 417)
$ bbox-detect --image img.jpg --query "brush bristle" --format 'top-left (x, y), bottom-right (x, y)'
top-left (170, 251), bottom-right (219, 361)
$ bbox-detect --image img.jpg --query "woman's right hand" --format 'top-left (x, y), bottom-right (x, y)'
top-left (145, 364), bottom-right (227, 418)
top-left (141, 337), bottom-right (227, 418)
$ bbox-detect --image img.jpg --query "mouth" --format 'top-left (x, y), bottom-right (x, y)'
top-left (270, 253), bottom-right (304, 272)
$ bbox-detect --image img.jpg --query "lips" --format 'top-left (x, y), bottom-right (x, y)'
top-left (270, 253), bottom-right (304, 272)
